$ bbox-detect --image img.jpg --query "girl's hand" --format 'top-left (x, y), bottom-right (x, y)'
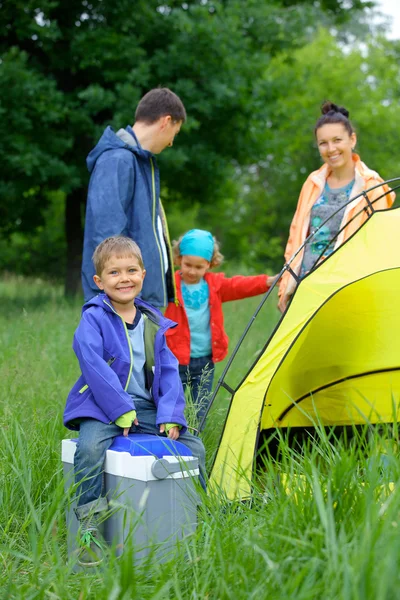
top-left (267, 274), bottom-right (279, 288)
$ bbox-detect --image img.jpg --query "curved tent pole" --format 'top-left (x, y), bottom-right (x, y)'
top-left (283, 179), bottom-right (400, 280)
top-left (197, 263), bottom-right (287, 431)
top-left (198, 179), bottom-right (400, 433)
top-left (311, 183), bottom-right (400, 269)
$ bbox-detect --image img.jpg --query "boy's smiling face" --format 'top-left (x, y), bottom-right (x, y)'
top-left (93, 253), bottom-right (146, 309)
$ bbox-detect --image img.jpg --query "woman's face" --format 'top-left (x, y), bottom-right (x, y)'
top-left (316, 123), bottom-right (356, 171)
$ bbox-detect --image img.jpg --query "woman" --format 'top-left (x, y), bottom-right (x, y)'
top-left (278, 101), bottom-right (395, 312)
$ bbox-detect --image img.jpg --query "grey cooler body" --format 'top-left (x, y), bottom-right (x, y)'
top-left (62, 434), bottom-right (199, 562)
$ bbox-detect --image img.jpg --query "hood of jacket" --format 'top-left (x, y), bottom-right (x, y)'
top-left (86, 126), bottom-right (152, 173)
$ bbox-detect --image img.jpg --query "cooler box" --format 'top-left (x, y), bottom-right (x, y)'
top-left (62, 433), bottom-right (199, 562)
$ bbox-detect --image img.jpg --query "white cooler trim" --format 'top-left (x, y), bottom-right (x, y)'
top-left (62, 439), bottom-right (199, 482)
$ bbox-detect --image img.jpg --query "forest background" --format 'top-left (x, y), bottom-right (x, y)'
top-left (1, 0), bottom-right (399, 296)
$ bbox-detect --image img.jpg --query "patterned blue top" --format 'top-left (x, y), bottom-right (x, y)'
top-left (300, 179), bottom-right (355, 277)
top-left (181, 278), bottom-right (212, 358)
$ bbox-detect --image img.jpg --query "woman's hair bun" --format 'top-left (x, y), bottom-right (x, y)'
top-left (321, 100), bottom-right (349, 119)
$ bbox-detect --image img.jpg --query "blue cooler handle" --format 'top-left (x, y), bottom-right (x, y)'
top-left (151, 457), bottom-right (199, 479)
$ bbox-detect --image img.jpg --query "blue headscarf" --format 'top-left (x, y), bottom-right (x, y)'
top-left (179, 229), bottom-right (214, 261)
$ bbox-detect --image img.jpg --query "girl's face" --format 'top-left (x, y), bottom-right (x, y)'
top-left (316, 123), bottom-right (356, 171)
top-left (179, 255), bottom-right (210, 284)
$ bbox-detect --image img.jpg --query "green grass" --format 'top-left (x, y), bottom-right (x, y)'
top-left (1, 277), bottom-right (400, 599)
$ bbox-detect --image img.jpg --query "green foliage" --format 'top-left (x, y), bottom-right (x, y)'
top-left (0, 192), bottom-right (66, 278)
top-left (219, 32), bottom-right (400, 271)
top-left (0, 0), bottom-right (376, 283)
top-left (0, 48), bottom-right (69, 234)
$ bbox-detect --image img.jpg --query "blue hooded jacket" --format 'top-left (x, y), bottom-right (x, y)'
top-left (63, 294), bottom-right (187, 432)
top-left (82, 126), bottom-right (173, 307)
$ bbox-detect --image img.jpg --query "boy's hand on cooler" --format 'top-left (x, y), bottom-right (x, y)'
top-left (267, 274), bottom-right (279, 288)
top-left (115, 410), bottom-right (139, 437)
top-left (159, 423), bottom-right (181, 440)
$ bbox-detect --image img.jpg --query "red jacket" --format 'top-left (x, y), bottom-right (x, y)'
top-left (165, 271), bottom-right (269, 365)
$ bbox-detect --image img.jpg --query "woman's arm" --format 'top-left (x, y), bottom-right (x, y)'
top-left (366, 178), bottom-right (396, 210)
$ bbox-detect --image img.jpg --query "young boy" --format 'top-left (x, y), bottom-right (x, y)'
top-left (64, 236), bottom-right (206, 566)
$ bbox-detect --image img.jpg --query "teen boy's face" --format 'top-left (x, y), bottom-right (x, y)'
top-left (179, 255), bottom-right (210, 285)
top-left (154, 116), bottom-right (182, 154)
top-left (93, 254), bottom-right (146, 308)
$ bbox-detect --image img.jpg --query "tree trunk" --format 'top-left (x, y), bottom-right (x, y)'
top-left (64, 186), bottom-right (85, 297)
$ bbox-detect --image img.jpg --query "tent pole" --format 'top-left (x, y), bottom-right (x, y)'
top-left (197, 264), bottom-right (287, 432)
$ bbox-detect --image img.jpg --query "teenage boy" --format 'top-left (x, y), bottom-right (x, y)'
top-left (81, 87), bottom-right (186, 306)
top-left (65, 236), bottom-right (206, 566)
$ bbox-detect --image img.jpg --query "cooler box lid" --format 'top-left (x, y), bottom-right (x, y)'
top-left (109, 433), bottom-right (192, 458)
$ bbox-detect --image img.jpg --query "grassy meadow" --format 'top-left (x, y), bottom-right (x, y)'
top-left (1, 276), bottom-right (400, 599)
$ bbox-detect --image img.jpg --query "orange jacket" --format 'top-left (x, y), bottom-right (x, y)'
top-left (278, 154), bottom-right (395, 312)
top-left (165, 271), bottom-right (270, 365)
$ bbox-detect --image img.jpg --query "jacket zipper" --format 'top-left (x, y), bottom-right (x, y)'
top-left (103, 300), bottom-right (133, 390)
top-left (159, 200), bottom-right (178, 305)
top-left (150, 157), bottom-right (167, 305)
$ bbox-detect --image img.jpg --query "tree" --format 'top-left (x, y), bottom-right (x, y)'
top-left (0, 0), bottom-right (375, 292)
top-left (218, 31), bottom-right (400, 271)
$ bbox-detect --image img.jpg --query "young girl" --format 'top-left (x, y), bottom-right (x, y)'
top-left (164, 229), bottom-right (276, 427)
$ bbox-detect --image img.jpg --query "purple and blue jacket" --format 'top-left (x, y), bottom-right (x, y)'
top-left (63, 294), bottom-right (187, 432)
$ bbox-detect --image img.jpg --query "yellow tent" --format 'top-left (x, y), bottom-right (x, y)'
top-left (209, 202), bottom-right (400, 500)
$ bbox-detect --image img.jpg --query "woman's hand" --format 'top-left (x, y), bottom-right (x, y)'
top-left (278, 293), bottom-right (291, 313)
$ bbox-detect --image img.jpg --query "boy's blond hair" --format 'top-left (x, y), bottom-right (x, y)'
top-left (172, 233), bottom-right (224, 268)
top-left (92, 236), bottom-right (144, 275)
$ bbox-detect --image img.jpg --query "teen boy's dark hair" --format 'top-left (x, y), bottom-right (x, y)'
top-left (135, 88), bottom-right (187, 124)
